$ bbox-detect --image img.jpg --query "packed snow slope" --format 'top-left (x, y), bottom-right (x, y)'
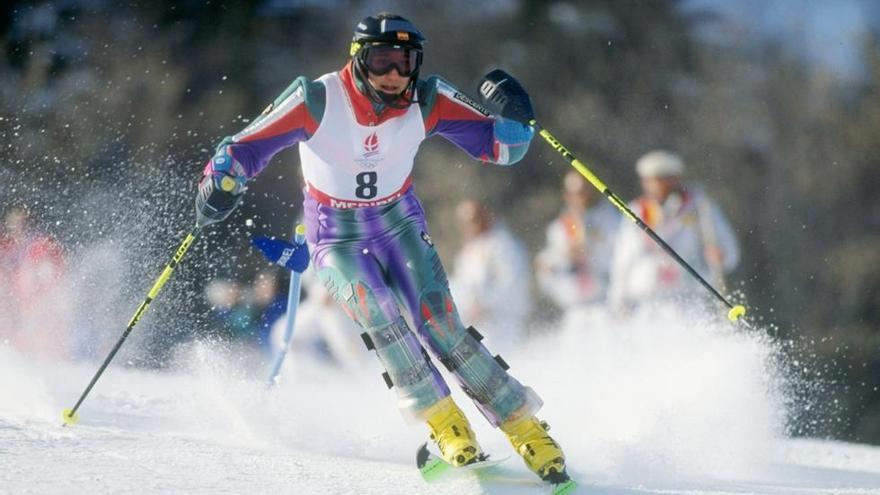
top-left (3, 310), bottom-right (880, 494)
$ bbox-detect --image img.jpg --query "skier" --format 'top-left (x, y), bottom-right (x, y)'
top-left (450, 200), bottom-right (532, 350)
top-left (194, 13), bottom-right (570, 484)
top-left (608, 150), bottom-right (740, 313)
top-left (536, 171), bottom-right (619, 325)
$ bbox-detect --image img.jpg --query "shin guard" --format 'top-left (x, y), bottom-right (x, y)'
top-left (441, 326), bottom-right (542, 426)
top-left (361, 317), bottom-right (449, 422)
top-left (418, 290), bottom-right (541, 426)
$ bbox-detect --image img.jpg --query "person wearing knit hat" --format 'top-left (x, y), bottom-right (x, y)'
top-left (608, 150), bottom-right (740, 313)
top-left (636, 150), bottom-right (685, 178)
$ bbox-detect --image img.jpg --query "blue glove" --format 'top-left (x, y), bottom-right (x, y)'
top-left (494, 117), bottom-right (535, 145)
top-left (251, 237), bottom-right (310, 273)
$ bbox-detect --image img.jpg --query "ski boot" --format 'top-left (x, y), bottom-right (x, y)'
top-left (501, 415), bottom-right (569, 483)
top-left (424, 396), bottom-right (483, 466)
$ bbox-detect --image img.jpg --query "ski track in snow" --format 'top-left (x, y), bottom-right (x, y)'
top-left (2, 310), bottom-right (880, 494)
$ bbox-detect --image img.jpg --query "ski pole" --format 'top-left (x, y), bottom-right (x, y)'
top-left (265, 224), bottom-right (306, 387)
top-left (477, 69), bottom-right (748, 326)
top-left (61, 227), bottom-right (201, 425)
top-left (531, 123), bottom-right (748, 325)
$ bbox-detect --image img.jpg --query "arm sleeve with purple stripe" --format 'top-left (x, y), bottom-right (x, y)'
top-left (420, 76), bottom-right (532, 165)
top-left (204, 76), bottom-right (324, 179)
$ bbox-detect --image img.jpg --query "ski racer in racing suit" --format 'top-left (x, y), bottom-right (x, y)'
top-left (194, 12), bottom-right (570, 485)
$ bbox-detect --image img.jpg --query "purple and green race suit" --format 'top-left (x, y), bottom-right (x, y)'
top-left (206, 62), bottom-right (541, 425)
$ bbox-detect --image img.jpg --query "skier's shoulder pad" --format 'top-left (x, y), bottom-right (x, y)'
top-left (265, 75), bottom-right (326, 124)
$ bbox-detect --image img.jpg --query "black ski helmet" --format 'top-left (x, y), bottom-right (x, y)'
top-left (350, 13), bottom-right (426, 108)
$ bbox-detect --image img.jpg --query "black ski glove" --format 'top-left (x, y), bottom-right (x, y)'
top-left (195, 171), bottom-right (246, 227)
top-left (478, 69), bottom-right (535, 123)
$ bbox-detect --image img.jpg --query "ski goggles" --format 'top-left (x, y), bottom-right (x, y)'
top-left (361, 44), bottom-right (422, 77)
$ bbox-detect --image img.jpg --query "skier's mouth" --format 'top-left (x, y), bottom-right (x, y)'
top-left (379, 84), bottom-right (402, 93)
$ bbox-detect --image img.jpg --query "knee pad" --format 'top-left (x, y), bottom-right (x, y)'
top-left (318, 267), bottom-right (394, 328)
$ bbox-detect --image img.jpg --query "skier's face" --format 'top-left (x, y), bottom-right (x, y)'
top-left (367, 68), bottom-right (409, 96)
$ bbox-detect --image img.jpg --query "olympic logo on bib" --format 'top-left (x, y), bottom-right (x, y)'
top-left (356, 131), bottom-right (383, 169)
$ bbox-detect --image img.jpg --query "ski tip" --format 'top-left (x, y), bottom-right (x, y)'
top-left (727, 304), bottom-right (747, 322)
top-left (552, 479), bottom-right (578, 495)
top-left (416, 442), bottom-right (430, 468)
top-left (61, 408), bottom-right (79, 426)
top-left (416, 441), bottom-right (449, 482)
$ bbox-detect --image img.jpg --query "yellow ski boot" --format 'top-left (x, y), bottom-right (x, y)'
top-left (424, 396), bottom-right (483, 466)
top-left (501, 415), bottom-right (569, 483)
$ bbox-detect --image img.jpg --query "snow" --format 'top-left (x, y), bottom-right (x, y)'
top-left (3, 309), bottom-right (880, 494)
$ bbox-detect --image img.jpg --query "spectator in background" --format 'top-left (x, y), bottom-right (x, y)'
top-left (450, 200), bottom-right (531, 349)
top-left (608, 150), bottom-right (740, 314)
top-left (204, 279), bottom-right (255, 343)
top-left (536, 171), bottom-right (620, 327)
top-left (0, 206), bottom-right (69, 357)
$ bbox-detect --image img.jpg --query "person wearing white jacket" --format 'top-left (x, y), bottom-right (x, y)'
top-left (536, 171), bottom-right (619, 326)
top-left (450, 200), bottom-right (532, 350)
top-left (609, 150), bottom-right (740, 313)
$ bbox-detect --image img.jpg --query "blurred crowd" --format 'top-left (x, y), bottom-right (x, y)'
top-left (0, 149), bottom-right (739, 367)
top-left (0, 207), bottom-right (68, 357)
top-left (453, 149), bottom-right (739, 341)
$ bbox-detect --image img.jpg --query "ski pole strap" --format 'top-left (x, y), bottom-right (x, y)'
top-left (530, 120), bottom-right (749, 325)
top-left (62, 227), bottom-right (201, 425)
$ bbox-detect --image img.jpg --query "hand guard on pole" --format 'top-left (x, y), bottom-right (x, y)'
top-left (195, 151), bottom-right (248, 227)
top-left (478, 69), bottom-right (535, 122)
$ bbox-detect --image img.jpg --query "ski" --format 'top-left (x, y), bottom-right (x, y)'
top-left (416, 441), bottom-right (508, 482)
top-left (415, 442), bottom-right (578, 494)
top-left (551, 478), bottom-right (578, 494)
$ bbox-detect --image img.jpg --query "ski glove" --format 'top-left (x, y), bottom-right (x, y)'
top-left (250, 237), bottom-right (310, 273)
top-left (478, 69), bottom-right (535, 123)
top-left (195, 150), bottom-right (247, 227)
